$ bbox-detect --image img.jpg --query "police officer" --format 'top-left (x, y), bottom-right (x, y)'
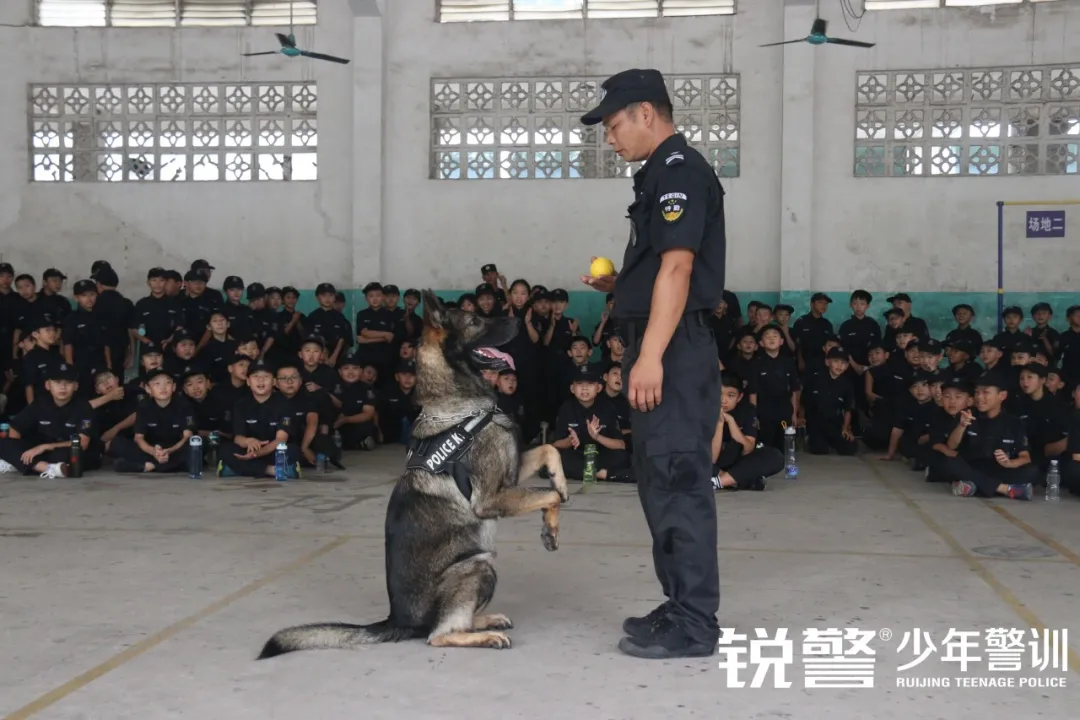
top-left (579, 68), bottom-right (725, 660)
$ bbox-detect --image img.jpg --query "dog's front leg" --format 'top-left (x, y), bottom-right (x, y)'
top-left (475, 487), bottom-right (563, 552)
top-left (517, 444), bottom-right (569, 502)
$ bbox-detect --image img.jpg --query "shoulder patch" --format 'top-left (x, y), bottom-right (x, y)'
top-left (659, 192), bottom-right (687, 223)
top-left (665, 152), bottom-right (685, 166)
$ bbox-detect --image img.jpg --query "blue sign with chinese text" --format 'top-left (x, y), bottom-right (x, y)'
top-left (1026, 210), bottom-right (1066, 239)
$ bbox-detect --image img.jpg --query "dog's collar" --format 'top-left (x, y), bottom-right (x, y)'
top-left (414, 407), bottom-right (499, 429)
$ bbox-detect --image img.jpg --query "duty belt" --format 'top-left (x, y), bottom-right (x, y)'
top-left (404, 410), bottom-right (497, 501)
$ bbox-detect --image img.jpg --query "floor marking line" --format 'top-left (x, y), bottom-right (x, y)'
top-left (983, 502), bottom-right (1080, 569)
top-left (862, 459), bottom-right (1080, 675)
top-left (2, 536), bottom-right (352, 720)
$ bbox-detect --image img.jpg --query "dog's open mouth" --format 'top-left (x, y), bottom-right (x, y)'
top-left (471, 346), bottom-right (515, 372)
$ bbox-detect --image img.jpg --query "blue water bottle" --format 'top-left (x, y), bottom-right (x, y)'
top-left (784, 425), bottom-right (798, 480)
top-left (0, 423), bottom-right (9, 438)
top-left (188, 436), bottom-right (203, 479)
top-left (274, 442), bottom-right (289, 481)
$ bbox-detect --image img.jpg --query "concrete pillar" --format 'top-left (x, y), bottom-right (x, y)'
top-left (350, 0), bottom-right (385, 288)
top-left (778, 0), bottom-right (816, 307)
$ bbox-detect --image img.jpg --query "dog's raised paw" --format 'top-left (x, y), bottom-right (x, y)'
top-left (474, 613), bottom-right (513, 631)
top-left (541, 525), bottom-right (559, 552)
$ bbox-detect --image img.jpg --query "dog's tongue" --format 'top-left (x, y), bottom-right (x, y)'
top-left (475, 347), bottom-right (515, 371)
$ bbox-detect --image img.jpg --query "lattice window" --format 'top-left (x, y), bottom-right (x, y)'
top-left (29, 82), bottom-right (318, 182)
top-left (854, 65), bottom-right (1080, 177)
top-left (865, 0), bottom-right (1064, 9)
top-left (437, 1), bottom-right (736, 23)
top-left (430, 74), bottom-right (740, 180)
top-left (36, 0), bottom-right (318, 27)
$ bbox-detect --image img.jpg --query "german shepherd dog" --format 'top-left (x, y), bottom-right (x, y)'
top-left (258, 291), bottom-right (569, 657)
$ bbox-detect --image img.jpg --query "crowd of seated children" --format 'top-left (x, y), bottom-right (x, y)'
top-left (710, 289), bottom-right (1080, 500)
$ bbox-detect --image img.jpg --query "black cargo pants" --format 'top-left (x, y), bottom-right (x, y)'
top-left (623, 311), bottom-right (721, 646)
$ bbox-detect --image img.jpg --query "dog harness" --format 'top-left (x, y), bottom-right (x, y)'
top-left (405, 410), bottom-right (497, 501)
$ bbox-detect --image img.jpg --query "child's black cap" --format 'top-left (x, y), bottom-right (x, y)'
top-left (981, 338), bottom-right (1009, 352)
top-left (946, 339), bottom-right (976, 356)
top-left (315, 282), bottom-right (336, 296)
top-left (920, 338), bottom-right (943, 354)
top-left (850, 289), bottom-right (872, 304)
top-left (141, 341), bottom-right (163, 356)
top-left (975, 371), bottom-right (1010, 391)
top-left (551, 288), bottom-right (569, 302)
top-left (248, 358), bottom-right (276, 376)
top-left (884, 307), bottom-right (904, 318)
top-left (223, 275), bottom-right (245, 290)
top-left (475, 283), bottom-right (496, 298)
top-left (228, 352), bottom-right (252, 365)
top-left (811, 292), bottom-right (832, 303)
top-left (888, 293), bottom-right (912, 304)
top-left (571, 364), bottom-right (602, 383)
top-left (941, 377), bottom-right (973, 394)
top-left (337, 352), bottom-right (364, 369)
top-left (481, 263), bottom-right (497, 274)
top-left (363, 282), bottom-right (383, 294)
top-left (142, 367), bottom-right (173, 384)
top-left (773, 303), bottom-right (795, 314)
top-left (952, 303), bottom-right (975, 315)
top-left (396, 360), bottom-right (416, 375)
top-left (825, 347), bottom-right (849, 361)
top-left (736, 326), bottom-right (758, 341)
top-left (1002, 305), bottom-right (1023, 318)
top-left (47, 363), bottom-right (79, 382)
top-left (907, 371), bottom-right (932, 387)
top-left (1020, 362), bottom-right (1048, 378)
top-left (301, 334), bottom-right (326, 348)
top-left (1031, 302), bottom-right (1053, 315)
top-left (383, 285), bottom-right (399, 295)
top-left (73, 279), bottom-right (97, 295)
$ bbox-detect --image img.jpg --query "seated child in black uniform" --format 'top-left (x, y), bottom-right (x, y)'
top-left (181, 369), bottom-right (227, 437)
top-left (710, 372), bottom-right (783, 491)
top-left (879, 372), bottom-right (936, 471)
top-left (333, 353), bottom-right (378, 451)
top-left (275, 358), bottom-right (342, 468)
top-left (219, 358), bottom-right (300, 478)
top-left (89, 369), bottom-right (137, 455)
top-left (600, 362), bottom-right (632, 448)
top-left (925, 377), bottom-right (974, 483)
top-left (1013, 362), bottom-right (1066, 473)
top-left (1058, 383), bottom-right (1080, 495)
top-left (552, 364), bottom-right (630, 482)
top-left (205, 353), bottom-right (251, 439)
top-left (495, 368), bottom-right (526, 427)
top-left (0, 362), bottom-right (97, 478)
top-left (803, 347), bottom-right (858, 456)
top-left (111, 368), bottom-right (197, 474)
top-left (200, 310), bottom-right (237, 383)
top-left (376, 360), bottom-right (420, 445)
top-left (21, 317), bottom-right (63, 405)
top-left (939, 372), bottom-right (1038, 500)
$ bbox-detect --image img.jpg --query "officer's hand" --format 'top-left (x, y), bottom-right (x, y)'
top-left (581, 273), bottom-right (616, 294)
top-left (628, 355), bottom-right (663, 412)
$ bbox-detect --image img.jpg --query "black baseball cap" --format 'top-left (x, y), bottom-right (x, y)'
top-left (164, 269), bottom-right (183, 283)
top-left (248, 358), bottom-right (275, 376)
top-left (363, 282), bottom-right (383, 294)
top-left (29, 316), bottom-right (57, 332)
top-left (920, 338), bottom-right (943, 354)
top-left (1031, 302), bottom-right (1053, 315)
top-left (43, 268), bottom-right (67, 281)
top-left (571, 364), bottom-right (603, 383)
top-left (1020, 362), bottom-right (1048, 378)
top-left (183, 269), bottom-right (206, 283)
top-left (338, 352), bottom-right (363, 369)
top-left (975, 372), bottom-right (1010, 391)
top-left (73, 279), bottom-right (97, 295)
top-left (475, 283), bottom-right (495, 298)
top-left (228, 352), bottom-right (252, 365)
top-left (481, 263), bottom-right (497, 274)
top-left (941, 377), bottom-right (973, 394)
top-left (946, 340), bottom-right (976, 356)
top-left (811, 292), bottom-right (833, 303)
top-left (301, 334), bottom-right (326, 348)
top-left (773, 303), bottom-right (795, 314)
top-left (93, 267), bottom-right (119, 286)
top-left (404, 288), bottom-right (421, 300)
top-left (1002, 305), bottom-right (1023, 318)
top-left (825, 347), bottom-right (849, 361)
top-left (383, 284), bottom-right (399, 295)
top-left (48, 363), bottom-right (79, 382)
top-left (907, 371), bottom-right (932, 387)
top-left (315, 282), bottom-right (336, 296)
top-left (191, 259), bottom-right (215, 271)
top-left (0, 262), bottom-right (13, 276)
top-left (173, 328), bottom-right (195, 344)
top-left (551, 288), bottom-right (569, 302)
top-left (581, 69), bottom-right (671, 126)
top-left (396, 360), bottom-right (416, 375)
top-left (141, 341), bottom-right (163, 356)
top-left (981, 338), bottom-right (1008, 352)
top-left (246, 282), bottom-right (266, 300)
top-left (223, 275), bottom-right (244, 290)
top-left (143, 367), bottom-right (174, 384)
top-left (952, 304), bottom-right (975, 315)
top-left (888, 293), bottom-right (912, 304)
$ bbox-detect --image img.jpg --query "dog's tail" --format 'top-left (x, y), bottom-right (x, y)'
top-left (257, 619), bottom-right (423, 659)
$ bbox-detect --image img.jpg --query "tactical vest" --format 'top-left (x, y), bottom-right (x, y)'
top-left (404, 410), bottom-right (496, 501)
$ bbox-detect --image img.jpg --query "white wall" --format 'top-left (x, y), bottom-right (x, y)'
top-left (0, 0), bottom-right (1078, 297)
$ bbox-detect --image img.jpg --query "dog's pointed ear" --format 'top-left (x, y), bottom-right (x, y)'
top-left (421, 289), bottom-right (444, 329)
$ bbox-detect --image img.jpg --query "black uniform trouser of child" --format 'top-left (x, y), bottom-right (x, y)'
top-left (219, 441), bottom-right (301, 477)
top-left (109, 436), bottom-right (190, 473)
top-left (1060, 457), bottom-right (1080, 495)
top-left (298, 431), bottom-right (342, 468)
top-left (899, 434), bottom-right (934, 469)
top-left (756, 399), bottom-right (793, 451)
top-left (861, 400), bottom-right (895, 451)
top-left (805, 415), bottom-right (858, 456)
top-left (936, 456), bottom-right (1040, 497)
top-left (713, 446), bottom-right (784, 489)
top-left (925, 448), bottom-right (955, 482)
top-left (557, 446), bottom-right (630, 481)
top-left (338, 421), bottom-right (378, 450)
top-left (0, 437), bottom-right (102, 474)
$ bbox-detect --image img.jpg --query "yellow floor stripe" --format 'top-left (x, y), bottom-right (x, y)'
top-left (3, 536), bottom-right (351, 720)
top-left (863, 460), bottom-right (1080, 675)
top-left (984, 503), bottom-right (1080, 569)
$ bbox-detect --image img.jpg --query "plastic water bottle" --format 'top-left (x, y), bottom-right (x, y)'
top-left (0, 423), bottom-right (9, 438)
top-left (207, 431), bottom-right (219, 469)
top-left (188, 436), bottom-right (203, 479)
top-left (316, 453), bottom-right (327, 473)
top-left (583, 443), bottom-right (598, 486)
top-left (784, 425), bottom-right (798, 480)
top-left (1045, 460), bottom-right (1060, 502)
top-left (274, 442), bottom-right (289, 481)
top-left (69, 434), bottom-right (83, 478)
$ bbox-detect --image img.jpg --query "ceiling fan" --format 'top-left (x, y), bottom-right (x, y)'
top-left (760, 1), bottom-right (875, 49)
top-left (243, 0), bottom-right (351, 64)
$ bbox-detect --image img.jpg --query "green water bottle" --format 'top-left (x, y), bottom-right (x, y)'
top-left (583, 443), bottom-right (598, 487)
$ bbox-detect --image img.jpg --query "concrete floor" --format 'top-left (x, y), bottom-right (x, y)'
top-left (1, 450), bottom-right (1078, 719)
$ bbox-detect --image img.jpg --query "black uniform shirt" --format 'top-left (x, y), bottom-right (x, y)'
top-left (377, 385), bottom-right (419, 442)
top-left (883, 354), bottom-right (916, 400)
top-left (131, 294), bottom-right (185, 344)
top-left (715, 399), bottom-right (759, 467)
top-left (613, 133), bottom-right (726, 318)
top-left (11, 396), bottom-right (96, 443)
top-left (746, 352), bottom-right (801, 401)
top-left (1030, 325), bottom-right (1060, 356)
top-left (202, 337), bottom-right (238, 384)
top-left (792, 313), bottom-right (834, 361)
top-left (305, 308), bottom-right (352, 354)
top-left (337, 380), bottom-right (377, 417)
top-left (1055, 328), bottom-right (1080, 377)
top-left (944, 362), bottom-right (983, 383)
top-left (62, 307), bottom-right (109, 374)
top-left (301, 364), bottom-right (340, 395)
top-left (254, 307), bottom-right (284, 347)
top-left (600, 390), bottom-right (632, 432)
top-left (207, 381), bottom-right (251, 429)
top-left (397, 310), bottom-right (422, 343)
top-left (555, 396), bottom-right (622, 452)
top-left (12, 297), bottom-right (53, 336)
top-left (220, 301), bottom-right (255, 341)
top-left (945, 326), bottom-right (983, 349)
top-left (134, 395), bottom-right (196, 447)
top-left (95, 288), bottom-right (135, 356)
top-left (95, 390), bottom-right (137, 437)
top-left (1064, 409), bottom-right (1080, 455)
top-left (37, 290), bottom-right (72, 326)
top-left (709, 313), bottom-right (738, 359)
top-left (22, 346), bottom-right (63, 399)
top-left (992, 329), bottom-right (1028, 360)
top-left (355, 307), bottom-right (396, 363)
top-left (232, 394), bottom-right (291, 442)
top-left (185, 392), bottom-right (227, 433)
top-left (838, 316), bottom-right (882, 367)
top-left (805, 372), bottom-right (855, 421)
top-left (1013, 392), bottom-right (1066, 453)
top-left (892, 396), bottom-right (936, 438)
top-left (182, 291), bottom-right (222, 337)
top-left (547, 316), bottom-right (575, 354)
top-left (279, 389), bottom-right (319, 434)
top-left (958, 411), bottom-right (1029, 462)
top-left (929, 407), bottom-right (961, 446)
top-left (496, 391), bottom-right (525, 425)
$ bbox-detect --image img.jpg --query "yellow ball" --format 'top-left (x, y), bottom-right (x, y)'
top-left (590, 257), bottom-right (615, 278)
